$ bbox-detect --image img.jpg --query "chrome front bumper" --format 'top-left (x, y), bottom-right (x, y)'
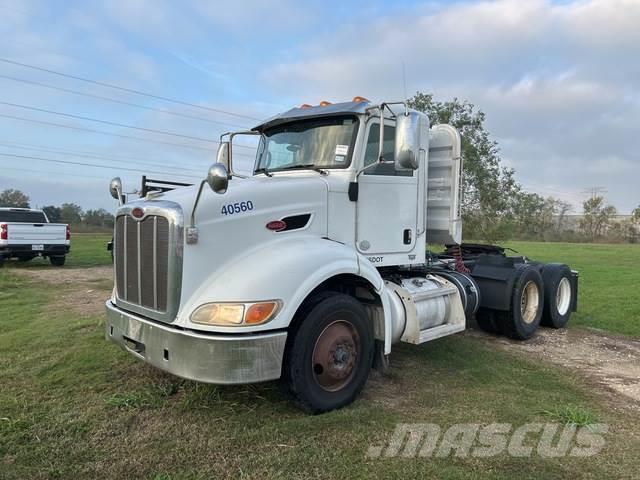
top-left (105, 301), bottom-right (287, 384)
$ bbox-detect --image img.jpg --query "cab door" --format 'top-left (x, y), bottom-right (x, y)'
top-left (355, 122), bottom-right (420, 263)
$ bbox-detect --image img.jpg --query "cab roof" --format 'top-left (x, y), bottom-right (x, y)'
top-left (253, 100), bottom-right (372, 131)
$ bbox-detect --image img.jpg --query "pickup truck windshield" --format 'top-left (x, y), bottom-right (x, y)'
top-left (0, 210), bottom-right (47, 223)
top-left (256, 116), bottom-right (357, 172)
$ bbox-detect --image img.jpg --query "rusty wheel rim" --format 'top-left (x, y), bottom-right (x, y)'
top-left (312, 320), bottom-right (359, 392)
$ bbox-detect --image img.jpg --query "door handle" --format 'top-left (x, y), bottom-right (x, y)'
top-left (403, 229), bottom-right (412, 245)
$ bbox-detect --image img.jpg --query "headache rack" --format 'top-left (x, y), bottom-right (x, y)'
top-left (141, 176), bottom-right (193, 197)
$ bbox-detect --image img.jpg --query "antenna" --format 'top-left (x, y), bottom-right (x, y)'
top-left (402, 60), bottom-right (408, 114)
top-left (402, 61), bottom-right (408, 100)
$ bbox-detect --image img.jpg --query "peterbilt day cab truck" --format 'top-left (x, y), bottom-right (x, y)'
top-left (105, 98), bottom-right (578, 413)
top-left (0, 207), bottom-right (70, 266)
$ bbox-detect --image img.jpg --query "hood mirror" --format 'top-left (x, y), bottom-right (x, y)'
top-left (109, 177), bottom-right (123, 204)
top-left (207, 163), bottom-right (229, 194)
top-left (394, 112), bottom-right (420, 170)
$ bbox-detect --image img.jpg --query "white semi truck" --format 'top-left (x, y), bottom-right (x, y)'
top-left (105, 98), bottom-right (578, 413)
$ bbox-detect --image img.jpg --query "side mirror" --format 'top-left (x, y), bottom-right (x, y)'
top-left (216, 141), bottom-right (231, 170)
top-left (206, 163), bottom-right (229, 194)
top-left (394, 112), bottom-right (420, 170)
top-left (109, 177), bottom-right (123, 202)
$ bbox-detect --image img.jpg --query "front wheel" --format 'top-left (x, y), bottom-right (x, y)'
top-left (279, 292), bottom-right (374, 413)
top-left (49, 255), bottom-right (66, 266)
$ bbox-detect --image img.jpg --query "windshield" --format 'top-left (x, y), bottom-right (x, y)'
top-left (255, 115), bottom-right (358, 172)
top-left (0, 210), bottom-right (47, 223)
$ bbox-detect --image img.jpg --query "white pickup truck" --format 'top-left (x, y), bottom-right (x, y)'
top-left (0, 208), bottom-right (70, 266)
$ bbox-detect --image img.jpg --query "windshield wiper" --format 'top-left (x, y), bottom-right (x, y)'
top-left (284, 164), bottom-right (328, 175)
top-left (254, 167), bottom-right (273, 177)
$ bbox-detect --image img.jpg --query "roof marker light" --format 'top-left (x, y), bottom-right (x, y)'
top-left (319, 100), bottom-right (332, 107)
top-left (300, 104), bottom-right (313, 109)
top-left (352, 96), bottom-right (369, 103)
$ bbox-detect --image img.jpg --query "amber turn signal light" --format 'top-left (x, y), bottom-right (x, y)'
top-left (244, 302), bottom-right (279, 324)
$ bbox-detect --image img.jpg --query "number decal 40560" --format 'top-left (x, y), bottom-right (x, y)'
top-left (221, 201), bottom-right (254, 216)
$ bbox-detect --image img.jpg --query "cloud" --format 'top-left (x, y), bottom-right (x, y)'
top-left (260, 0), bottom-right (640, 211)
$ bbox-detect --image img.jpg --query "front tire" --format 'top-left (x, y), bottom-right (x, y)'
top-left (279, 292), bottom-right (374, 413)
top-left (49, 255), bottom-right (66, 266)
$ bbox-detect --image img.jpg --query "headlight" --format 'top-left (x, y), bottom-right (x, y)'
top-left (191, 301), bottom-right (280, 326)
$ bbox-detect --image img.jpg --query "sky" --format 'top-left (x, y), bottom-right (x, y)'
top-left (0, 0), bottom-right (638, 213)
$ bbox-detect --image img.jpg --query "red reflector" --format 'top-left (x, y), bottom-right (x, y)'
top-left (66, 224), bottom-right (71, 241)
top-left (266, 220), bottom-right (286, 232)
top-left (131, 207), bottom-right (144, 219)
top-left (0, 223), bottom-right (7, 240)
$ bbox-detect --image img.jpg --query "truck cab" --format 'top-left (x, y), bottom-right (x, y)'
top-left (105, 98), bottom-right (577, 412)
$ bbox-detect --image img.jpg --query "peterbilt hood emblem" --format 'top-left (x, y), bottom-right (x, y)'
top-left (130, 207), bottom-right (145, 219)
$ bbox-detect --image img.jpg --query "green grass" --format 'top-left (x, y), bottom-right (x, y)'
top-left (1, 237), bottom-right (639, 478)
top-left (504, 241), bottom-right (640, 337)
top-left (3, 233), bottom-right (112, 268)
top-left (540, 406), bottom-right (597, 427)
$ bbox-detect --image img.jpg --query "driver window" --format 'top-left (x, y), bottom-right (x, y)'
top-left (363, 123), bottom-right (412, 176)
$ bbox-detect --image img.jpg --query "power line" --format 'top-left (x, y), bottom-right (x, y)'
top-left (2, 165), bottom-right (106, 181)
top-left (0, 74), bottom-right (250, 129)
top-left (0, 100), bottom-right (222, 145)
top-left (0, 141), bottom-right (206, 174)
top-left (0, 57), bottom-right (261, 121)
top-left (0, 112), bottom-right (253, 156)
top-left (0, 138), bottom-right (203, 167)
top-left (0, 152), bottom-right (201, 179)
top-left (0, 102), bottom-right (257, 151)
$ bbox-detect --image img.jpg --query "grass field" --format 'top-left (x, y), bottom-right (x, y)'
top-left (1, 236), bottom-right (638, 479)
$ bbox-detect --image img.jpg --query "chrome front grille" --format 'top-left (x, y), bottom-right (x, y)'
top-left (115, 215), bottom-right (169, 310)
top-left (113, 201), bottom-right (183, 322)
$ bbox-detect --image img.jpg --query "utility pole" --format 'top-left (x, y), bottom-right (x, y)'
top-left (581, 187), bottom-right (607, 201)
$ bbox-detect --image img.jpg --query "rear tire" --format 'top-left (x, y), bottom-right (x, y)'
top-left (496, 265), bottom-right (544, 340)
top-left (49, 255), bottom-right (66, 266)
top-left (279, 292), bottom-right (374, 414)
top-left (475, 308), bottom-right (501, 334)
top-left (541, 264), bottom-right (573, 329)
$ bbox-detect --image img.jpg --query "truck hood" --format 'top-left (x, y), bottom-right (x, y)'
top-left (132, 173), bottom-right (330, 317)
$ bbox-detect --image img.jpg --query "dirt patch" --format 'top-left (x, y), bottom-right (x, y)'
top-left (467, 327), bottom-right (640, 408)
top-left (13, 266), bottom-right (113, 317)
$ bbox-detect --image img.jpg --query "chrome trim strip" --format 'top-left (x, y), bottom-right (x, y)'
top-left (123, 216), bottom-right (128, 301)
top-left (136, 219), bottom-right (142, 303)
top-left (153, 216), bottom-right (158, 311)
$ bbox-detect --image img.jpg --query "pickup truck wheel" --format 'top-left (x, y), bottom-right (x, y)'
top-left (541, 264), bottom-right (573, 329)
top-left (49, 255), bottom-right (66, 266)
top-left (496, 265), bottom-right (544, 340)
top-left (279, 292), bottom-right (374, 414)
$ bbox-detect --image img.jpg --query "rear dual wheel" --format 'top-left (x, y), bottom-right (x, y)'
top-left (475, 265), bottom-right (544, 340)
top-left (541, 264), bottom-right (574, 329)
